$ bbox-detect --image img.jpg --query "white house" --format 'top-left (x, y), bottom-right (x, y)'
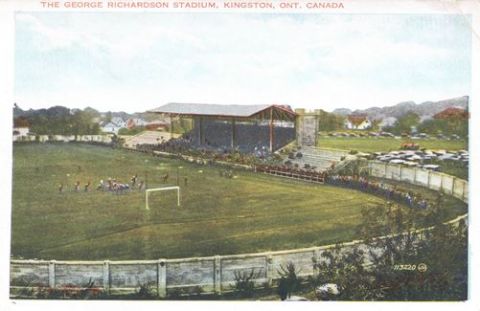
top-left (13, 127), bottom-right (30, 137)
top-left (101, 122), bottom-right (123, 134)
top-left (13, 127), bottom-right (31, 141)
top-left (345, 115), bottom-right (371, 130)
top-left (111, 117), bottom-right (127, 128)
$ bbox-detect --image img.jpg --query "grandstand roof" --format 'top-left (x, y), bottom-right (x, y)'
top-left (149, 103), bottom-right (296, 120)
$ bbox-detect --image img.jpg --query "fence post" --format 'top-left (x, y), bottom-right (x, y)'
top-left (48, 260), bottom-right (56, 288)
top-left (266, 254), bottom-right (274, 287)
top-left (313, 248), bottom-right (321, 277)
top-left (427, 170), bottom-right (432, 189)
top-left (157, 259), bottom-right (167, 298)
top-left (399, 165), bottom-right (403, 180)
top-left (103, 260), bottom-right (110, 294)
top-left (214, 256), bottom-right (222, 294)
top-left (413, 167), bottom-right (417, 184)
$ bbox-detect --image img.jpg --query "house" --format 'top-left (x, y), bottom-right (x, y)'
top-left (345, 114), bottom-right (371, 130)
top-left (433, 107), bottom-right (468, 120)
top-left (13, 127), bottom-right (29, 137)
top-left (13, 127), bottom-right (30, 139)
top-left (110, 117), bottom-right (127, 128)
top-left (101, 121), bottom-right (124, 134)
top-left (145, 120), bottom-right (169, 131)
top-left (126, 118), bottom-right (148, 129)
top-left (100, 116), bottom-right (128, 134)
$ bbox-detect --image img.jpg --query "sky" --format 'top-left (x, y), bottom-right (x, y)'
top-left (14, 12), bottom-right (472, 113)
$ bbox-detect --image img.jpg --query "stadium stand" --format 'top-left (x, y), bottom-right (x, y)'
top-left (285, 146), bottom-right (350, 171)
top-left (148, 103), bottom-right (296, 153)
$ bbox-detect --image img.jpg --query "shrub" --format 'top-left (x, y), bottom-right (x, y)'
top-left (34, 278), bottom-right (103, 300)
top-left (231, 269), bottom-right (260, 298)
top-left (134, 283), bottom-right (156, 299)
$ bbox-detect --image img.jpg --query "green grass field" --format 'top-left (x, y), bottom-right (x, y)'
top-left (318, 137), bottom-right (468, 153)
top-left (11, 143), bottom-right (467, 260)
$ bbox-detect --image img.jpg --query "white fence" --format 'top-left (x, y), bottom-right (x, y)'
top-left (11, 214), bottom-right (467, 298)
top-left (13, 134), bottom-right (113, 144)
top-left (10, 240), bottom-right (383, 297)
top-left (367, 161), bottom-right (468, 202)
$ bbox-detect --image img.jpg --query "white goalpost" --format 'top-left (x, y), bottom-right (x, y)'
top-left (145, 186), bottom-right (181, 210)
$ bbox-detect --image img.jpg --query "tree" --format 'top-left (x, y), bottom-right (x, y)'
top-left (370, 119), bottom-right (382, 132)
top-left (389, 112), bottom-right (420, 134)
top-left (13, 116), bottom-right (30, 128)
top-left (311, 199), bottom-right (468, 301)
top-left (417, 108), bottom-right (469, 137)
top-left (317, 110), bottom-right (346, 132)
top-left (416, 118), bottom-right (449, 135)
top-left (21, 106), bottom-right (101, 136)
top-left (312, 245), bottom-right (377, 300)
top-left (104, 111), bottom-right (113, 123)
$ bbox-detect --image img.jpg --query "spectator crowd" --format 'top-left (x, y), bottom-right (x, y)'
top-left (326, 175), bottom-right (429, 209)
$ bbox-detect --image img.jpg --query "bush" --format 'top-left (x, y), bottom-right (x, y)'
top-left (231, 269), bottom-right (260, 298)
top-left (134, 283), bottom-right (156, 299)
top-left (34, 278), bottom-right (103, 299)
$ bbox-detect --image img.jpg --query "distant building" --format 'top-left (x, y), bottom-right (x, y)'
top-left (126, 118), bottom-right (148, 129)
top-left (13, 127), bottom-right (29, 137)
top-left (345, 114), bottom-right (371, 130)
top-left (101, 122), bottom-right (123, 134)
top-left (110, 117), bottom-right (127, 128)
top-left (145, 121), bottom-right (169, 131)
top-left (433, 107), bottom-right (468, 120)
top-left (100, 117), bottom-right (128, 134)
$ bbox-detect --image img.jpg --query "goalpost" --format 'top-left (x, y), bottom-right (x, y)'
top-left (145, 186), bottom-right (181, 210)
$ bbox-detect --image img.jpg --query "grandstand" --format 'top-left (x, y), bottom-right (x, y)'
top-left (288, 146), bottom-right (350, 171)
top-left (149, 103), bottom-right (296, 153)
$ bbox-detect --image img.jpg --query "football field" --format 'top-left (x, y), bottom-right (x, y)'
top-left (11, 143), bottom-right (467, 260)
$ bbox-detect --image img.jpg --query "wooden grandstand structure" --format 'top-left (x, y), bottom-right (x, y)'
top-left (149, 103), bottom-right (297, 152)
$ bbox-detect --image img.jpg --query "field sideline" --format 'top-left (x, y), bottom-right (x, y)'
top-left (11, 143), bottom-right (467, 260)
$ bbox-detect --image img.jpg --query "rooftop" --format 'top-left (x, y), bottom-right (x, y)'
top-left (148, 103), bottom-right (296, 120)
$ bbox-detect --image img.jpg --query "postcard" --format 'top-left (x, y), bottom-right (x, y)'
top-left (0, 0), bottom-right (479, 310)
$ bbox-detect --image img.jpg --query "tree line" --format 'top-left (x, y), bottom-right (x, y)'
top-left (317, 109), bottom-right (468, 137)
top-left (13, 104), bottom-right (101, 136)
top-left (383, 110), bottom-right (468, 137)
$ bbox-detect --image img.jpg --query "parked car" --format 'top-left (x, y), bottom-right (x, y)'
top-left (380, 132), bottom-right (394, 137)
